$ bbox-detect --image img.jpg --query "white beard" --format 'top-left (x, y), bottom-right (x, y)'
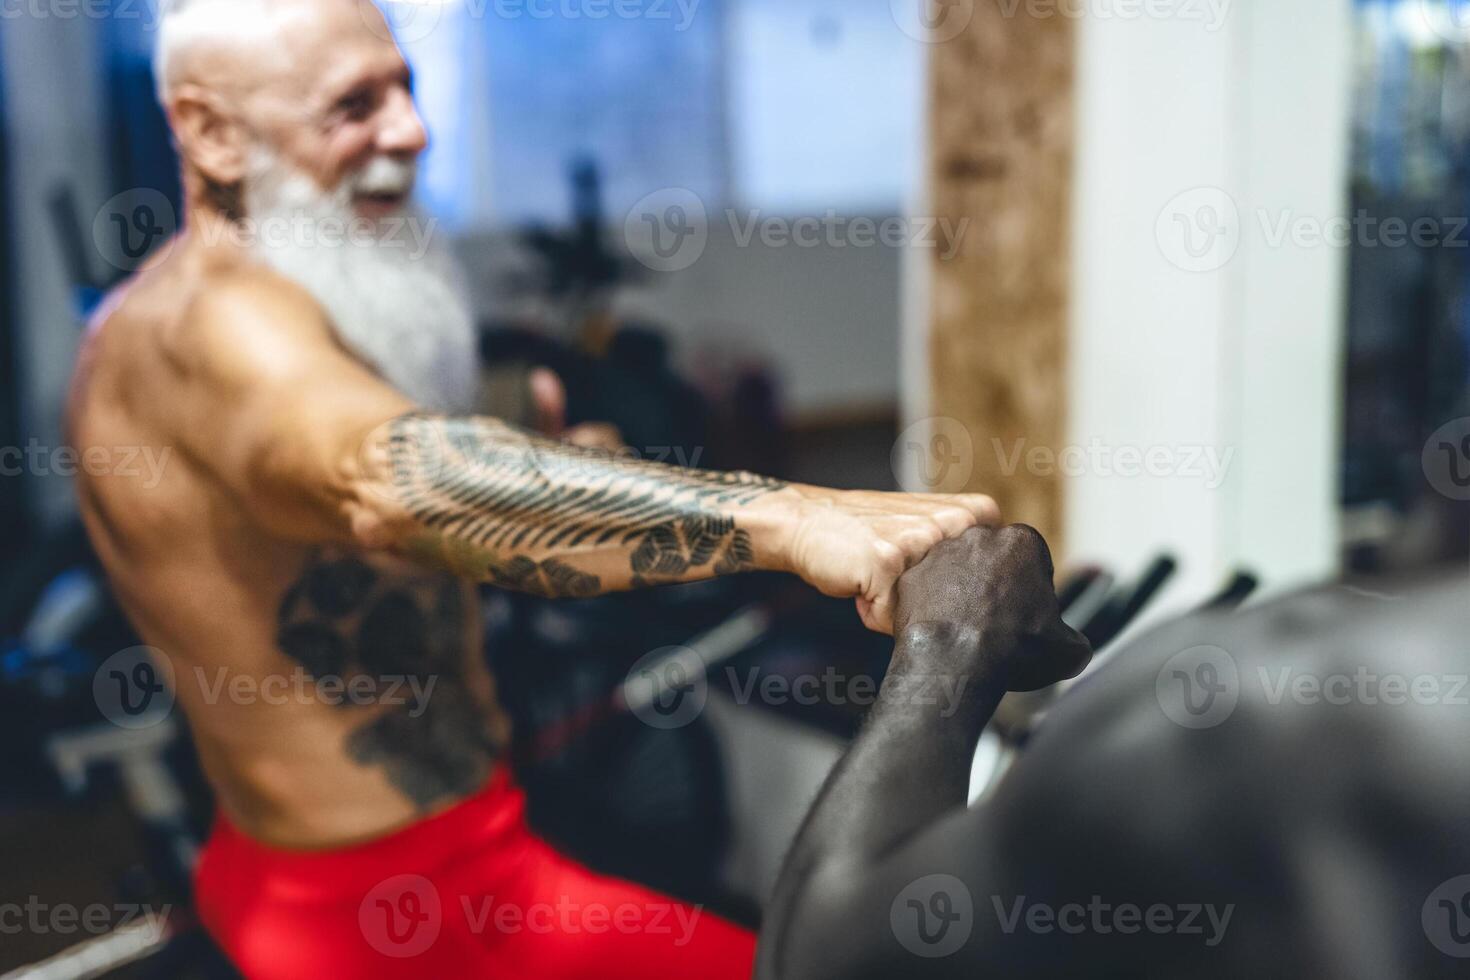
top-left (241, 150), bottom-right (479, 413)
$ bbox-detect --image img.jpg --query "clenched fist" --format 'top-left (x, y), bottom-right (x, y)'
top-left (771, 485), bottom-right (1002, 634)
top-left (893, 524), bottom-right (1093, 691)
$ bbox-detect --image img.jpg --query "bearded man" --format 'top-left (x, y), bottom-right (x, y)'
top-left (65, 1), bottom-right (1000, 977)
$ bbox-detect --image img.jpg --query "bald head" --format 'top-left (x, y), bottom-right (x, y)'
top-left (158, 0), bottom-right (306, 101)
top-left (155, 0), bottom-right (426, 220)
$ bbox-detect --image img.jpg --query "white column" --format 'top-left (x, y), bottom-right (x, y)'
top-left (1066, 0), bottom-right (1352, 618)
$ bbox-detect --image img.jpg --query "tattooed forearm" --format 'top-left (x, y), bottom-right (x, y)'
top-left (378, 414), bottom-right (786, 595)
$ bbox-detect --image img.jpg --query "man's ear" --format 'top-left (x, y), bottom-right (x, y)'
top-left (167, 83), bottom-right (250, 186)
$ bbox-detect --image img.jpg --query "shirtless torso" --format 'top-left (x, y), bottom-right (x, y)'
top-left (90, 0), bottom-right (1002, 855)
top-left (70, 242), bottom-right (504, 848)
top-left (68, 232), bottom-right (997, 852)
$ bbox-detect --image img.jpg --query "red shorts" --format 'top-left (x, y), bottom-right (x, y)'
top-left (194, 768), bottom-right (756, 979)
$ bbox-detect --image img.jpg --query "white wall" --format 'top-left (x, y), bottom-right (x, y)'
top-left (1066, 0), bottom-right (1352, 621)
top-left (613, 217), bottom-right (906, 416)
top-left (726, 0), bottom-right (924, 213)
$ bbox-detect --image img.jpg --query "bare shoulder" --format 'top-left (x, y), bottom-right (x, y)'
top-left (77, 256), bottom-right (333, 387)
top-left (71, 254), bottom-right (348, 458)
top-left (167, 262), bottom-right (341, 389)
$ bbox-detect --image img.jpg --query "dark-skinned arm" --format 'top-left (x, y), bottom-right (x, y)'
top-left (756, 525), bottom-right (1092, 980)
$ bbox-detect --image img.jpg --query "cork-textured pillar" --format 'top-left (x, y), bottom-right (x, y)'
top-left (925, 1), bottom-right (1075, 550)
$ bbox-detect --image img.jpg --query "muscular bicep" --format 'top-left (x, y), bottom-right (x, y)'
top-left (169, 273), bottom-right (415, 543)
top-left (787, 669), bottom-right (1223, 979)
top-left (774, 741), bottom-right (1175, 980)
top-left (156, 270), bottom-right (789, 594)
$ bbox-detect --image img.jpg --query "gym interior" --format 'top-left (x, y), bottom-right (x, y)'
top-left (1, 1), bottom-right (1467, 977)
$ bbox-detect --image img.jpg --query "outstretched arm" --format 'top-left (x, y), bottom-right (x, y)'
top-left (169, 271), bottom-right (996, 630)
top-left (362, 411), bottom-right (790, 596)
top-left (756, 525), bottom-right (1091, 979)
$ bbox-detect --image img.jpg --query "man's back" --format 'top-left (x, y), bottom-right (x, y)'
top-left (68, 241), bottom-right (505, 848)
